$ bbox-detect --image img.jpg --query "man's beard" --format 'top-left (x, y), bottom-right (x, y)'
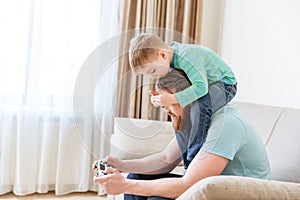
top-left (168, 111), bottom-right (181, 132)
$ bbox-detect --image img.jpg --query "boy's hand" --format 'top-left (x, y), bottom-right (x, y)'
top-left (149, 90), bottom-right (160, 107)
top-left (149, 90), bottom-right (177, 107)
top-left (149, 90), bottom-right (159, 96)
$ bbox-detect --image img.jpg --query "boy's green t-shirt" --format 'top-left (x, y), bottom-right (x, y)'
top-left (202, 105), bottom-right (271, 179)
top-left (169, 42), bottom-right (237, 108)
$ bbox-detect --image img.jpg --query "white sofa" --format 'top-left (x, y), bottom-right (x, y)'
top-left (110, 102), bottom-right (300, 199)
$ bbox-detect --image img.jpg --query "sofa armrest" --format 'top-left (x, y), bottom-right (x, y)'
top-left (177, 175), bottom-right (300, 200)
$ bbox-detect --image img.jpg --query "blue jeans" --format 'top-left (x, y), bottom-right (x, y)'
top-left (186, 82), bottom-right (237, 161)
top-left (124, 173), bottom-right (182, 200)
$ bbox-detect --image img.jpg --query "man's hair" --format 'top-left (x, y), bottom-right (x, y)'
top-left (157, 69), bottom-right (192, 132)
top-left (128, 33), bottom-right (169, 73)
top-left (156, 69), bottom-right (191, 93)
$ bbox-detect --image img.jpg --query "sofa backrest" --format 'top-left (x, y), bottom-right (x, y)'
top-left (234, 102), bottom-right (300, 183)
top-left (114, 117), bottom-right (174, 138)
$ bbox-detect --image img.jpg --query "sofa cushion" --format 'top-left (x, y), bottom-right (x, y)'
top-left (177, 175), bottom-right (300, 200)
top-left (233, 102), bottom-right (284, 144)
top-left (233, 102), bottom-right (300, 183)
top-left (265, 108), bottom-right (300, 183)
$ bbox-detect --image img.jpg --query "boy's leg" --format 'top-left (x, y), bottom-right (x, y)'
top-left (224, 83), bottom-right (237, 103)
top-left (124, 173), bottom-right (182, 200)
top-left (208, 81), bottom-right (227, 112)
top-left (209, 82), bottom-right (237, 112)
top-left (187, 92), bottom-right (212, 161)
top-left (186, 82), bottom-right (237, 161)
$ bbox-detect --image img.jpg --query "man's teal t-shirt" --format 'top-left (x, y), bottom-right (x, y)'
top-left (202, 105), bottom-right (271, 179)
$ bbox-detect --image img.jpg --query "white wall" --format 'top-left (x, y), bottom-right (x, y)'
top-left (201, 0), bottom-right (224, 53)
top-left (219, 0), bottom-right (300, 108)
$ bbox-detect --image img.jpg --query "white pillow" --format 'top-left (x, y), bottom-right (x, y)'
top-left (177, 175), bottom-right (300, 200)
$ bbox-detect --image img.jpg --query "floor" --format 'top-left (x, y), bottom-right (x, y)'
top-left (0, 192), bottom-right (122, 200)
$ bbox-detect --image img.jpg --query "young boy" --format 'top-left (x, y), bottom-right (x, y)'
top-left (128, 33), bottom-right (237, 161)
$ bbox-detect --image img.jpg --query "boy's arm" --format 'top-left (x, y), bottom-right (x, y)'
top-left (95, 149), bottom-right (229, 199)
top-left (174, 50), bottom-right (236, 108)
top-left (174, 55), bottom-right (209, 108)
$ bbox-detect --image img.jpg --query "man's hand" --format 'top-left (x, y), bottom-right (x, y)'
top-left (94, 167), bottom-right (132, 195)
top-left (92, 156), bottom-right (124, 172)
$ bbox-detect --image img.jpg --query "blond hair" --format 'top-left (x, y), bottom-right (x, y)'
top-left (128, 33), bottom-right (169, 73)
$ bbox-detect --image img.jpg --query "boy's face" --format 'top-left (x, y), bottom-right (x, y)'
top-left (139, 50), bottom-right (170, 79)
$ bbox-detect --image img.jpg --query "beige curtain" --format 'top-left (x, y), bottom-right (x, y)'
top-left (116, 0), bottom-right (203, 120)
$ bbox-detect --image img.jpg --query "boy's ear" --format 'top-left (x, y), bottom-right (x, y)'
top-left (157, 50), bottom-right (167, 59)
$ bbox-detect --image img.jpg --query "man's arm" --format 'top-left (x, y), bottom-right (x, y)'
top-left (105, 138), bottom-right (182, 175)
top-left (95, 149), bottom-right (229, 199)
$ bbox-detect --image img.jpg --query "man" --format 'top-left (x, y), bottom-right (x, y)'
top-left (93, 69), bottom-right (271, 199)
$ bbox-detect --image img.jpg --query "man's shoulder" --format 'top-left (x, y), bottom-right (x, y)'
top-left (212, 104), bottom-right (259, 139)
top-left (211, 104), bottom-right (250, 132)
top-left (203, 104), bottom-right (249, 159)
top-left (213, 104), bottom-right (241, 118)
